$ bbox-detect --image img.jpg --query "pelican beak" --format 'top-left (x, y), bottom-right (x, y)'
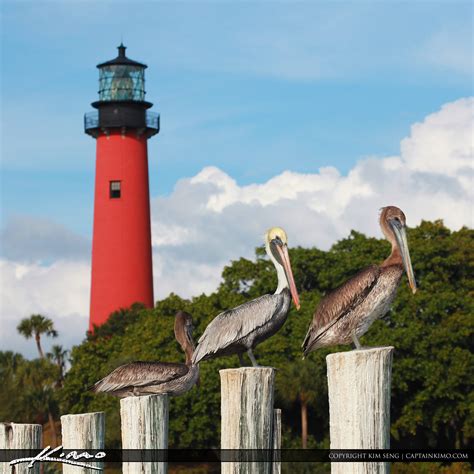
top-left (275, 243), bottom-right (301, 310)
top-left (390, 219), bottom-right (417, 294)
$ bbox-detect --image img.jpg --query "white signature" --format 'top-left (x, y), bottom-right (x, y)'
top-left (10, 445), bottom-right (105, 470)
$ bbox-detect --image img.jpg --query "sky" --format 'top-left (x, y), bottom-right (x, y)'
top-left (1, 1), bottom-right (473, 357)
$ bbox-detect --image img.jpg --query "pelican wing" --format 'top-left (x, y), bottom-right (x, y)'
top-left (302, 265), bottom-right (380, 353)
top-left (92, 361), bottom-right (189, 394)
top-left (192, 293), bottom-right (284, 364)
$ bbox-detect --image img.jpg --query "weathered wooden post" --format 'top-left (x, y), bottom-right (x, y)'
top-left (220, 367), bottom-right (276, 474)
top-left (0, 423), bottom-right (42, 474)
top-left (60, 412), bottom-right (105, 473)
top-left (120, 394), bottom-right (169, 474)
top-left (272, 409), bottom-right (281, 474)
top-left (327, 347), bottom-right (394, 474)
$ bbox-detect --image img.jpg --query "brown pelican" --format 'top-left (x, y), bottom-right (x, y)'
top-left (192, 227), bottom-right (300, 367)
top-left (91, 311), bottom-right (199, 397)
top-left (302, 206), bottom-right (417, 355)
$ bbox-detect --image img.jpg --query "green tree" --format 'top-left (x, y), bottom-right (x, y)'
top-left (13, 315), bottom-right (62, 445)
top-left (59, 221), bottom-right (473, 451)
top-left (47, 345), bottom-right (69, 386)
top-left (0, 351), bottom-right (26, 420)
top-left (16, 358), bottom-right (60, 445)
top-left (17, 314), bottom-right (58, 358)
top-left (277, 360), bottom-right (320, 448)
top-left (0, 352), bottom-right (60, 446)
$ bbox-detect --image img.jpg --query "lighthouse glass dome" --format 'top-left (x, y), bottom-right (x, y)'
top-left (98, 65), bottom-right (145, 101)
top-left (96, 44), bottom-right (147, 102)
top-left (85, 45), bottom-right (159, 138)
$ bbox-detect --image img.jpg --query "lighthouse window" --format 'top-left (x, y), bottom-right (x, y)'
top-left (110, 181), bottom-right (121, 199)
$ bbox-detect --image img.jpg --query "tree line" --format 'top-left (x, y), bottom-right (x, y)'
top-left (1, 220), bottom-right (472, 471)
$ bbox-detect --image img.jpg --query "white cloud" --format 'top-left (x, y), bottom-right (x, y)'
top-left (149, 97), bottom-right (473, 290)
top-left (401, 98), bottom-right (473, 178)
top-left (152, 251), bottom-right (223, 300)
top-left (1, 215), bottom-right (91, 262)
top-left (1, 97), bottom-right (472, 357)
top-left (152, 98), bottom-right (474, 256)
top-left (0, 259), bottom-right (90, 358)
top-left (419, 28), bottom-right (473, 76)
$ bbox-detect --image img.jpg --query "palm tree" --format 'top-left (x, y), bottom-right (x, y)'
top-left (46, 345), bottom-right (68, 386)
top-left (0, 351), bottom-right (25, 373)
top-left (18, 358), bottom-right (59, 446)
top-left (0, 352), bottom-right (26, 420)
top-left (278, 360), bottom-right (319, 448)
top-left (17, 314), bottom-right (58, 359)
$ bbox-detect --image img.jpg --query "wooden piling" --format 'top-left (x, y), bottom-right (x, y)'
top-left (0, 423), bottom-right (42, 474)
top-left (120, 394), bottom-right (169, 474)
top-left (327, 347), bottom-right (394, 474)
top-left (220, 367), bottom-right (276, 474)
top-left (60, 412), bottom-right (105, 473)
top-left (272, 409), bottom-right (281, 474)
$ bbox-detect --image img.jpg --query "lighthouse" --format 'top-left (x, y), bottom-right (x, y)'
top-left (85, 44), bottom-right (159, 330)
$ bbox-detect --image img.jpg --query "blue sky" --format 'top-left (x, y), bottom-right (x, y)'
top-left (2, 1), bottom-right (472, 237)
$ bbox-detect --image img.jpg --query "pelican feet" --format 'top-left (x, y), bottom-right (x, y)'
top-left (351, 332), bottom-right (374, 351)
top-left (236, 349), bottom-right (261, 367)
top-left (351, 331), bottom-right (364, 350)
top-left (247, 349), bottom-right (260, 367)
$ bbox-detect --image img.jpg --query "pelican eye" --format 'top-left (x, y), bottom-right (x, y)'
top-left (272, 236), bottom-right (284, 246)
top-left (389, 216), bottom-right (404, 230)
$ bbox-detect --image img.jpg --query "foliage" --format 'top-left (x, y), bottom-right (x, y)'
top-left (0, 353), bottom-right (60, 425)
top-left (87, 302), bottom-right (147, 341)
top-left (4, 221), bottom-right (472, 454)
top-left (392, 462), bottom-right (473, 473)
top-left (277, 359), bottom-right (323, 448)
top-left (17, 314), bottom-right (58, 358)
top-left (47, 345), bottom-right (69, 384)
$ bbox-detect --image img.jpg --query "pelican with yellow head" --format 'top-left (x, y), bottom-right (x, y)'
top-left (192, 226), bottom-right (300, 367)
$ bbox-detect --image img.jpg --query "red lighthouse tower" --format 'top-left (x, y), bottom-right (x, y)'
top-left (85, 45), bottom-right (159, 330)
